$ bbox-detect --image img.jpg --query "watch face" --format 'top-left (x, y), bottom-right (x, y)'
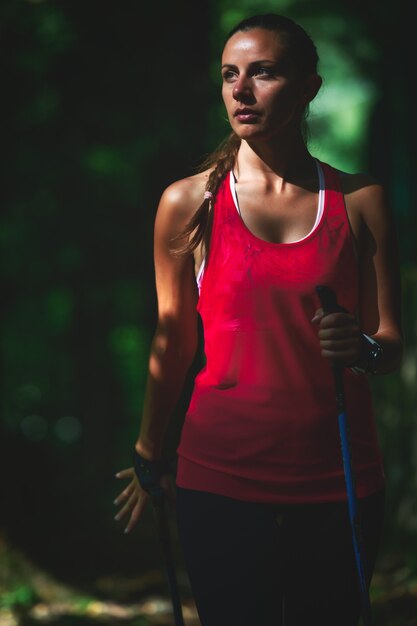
top-left (372, 345), bottom-right (382, 358)
top-left (369, 342), bottom-right (383, 373)
top-left (355, 334), bottom-right (383, 374)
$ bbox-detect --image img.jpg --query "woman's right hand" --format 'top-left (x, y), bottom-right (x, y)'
top-left (113, 467), bottom-right (176, 534)
top-left (113, 467), bottom-right (150, 534)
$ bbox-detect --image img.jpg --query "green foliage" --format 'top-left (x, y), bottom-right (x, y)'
top-left (108, 322), bottom-right (151, 419)
top-left (0, 585), bottom-right (35, 609)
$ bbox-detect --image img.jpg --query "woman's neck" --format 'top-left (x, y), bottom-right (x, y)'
top-left (235, 138), bottom-right (316, 186)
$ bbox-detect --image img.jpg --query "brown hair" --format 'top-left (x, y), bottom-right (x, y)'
top-left (171, 132), bottom-right (240, 257)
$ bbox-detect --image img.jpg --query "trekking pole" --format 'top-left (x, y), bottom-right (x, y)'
top-left (315, 285), bottom-right (373, 626)
top-left (133, 453), bottom-right (185, 626)
top-left (150, 489), bottom-right (185, 626)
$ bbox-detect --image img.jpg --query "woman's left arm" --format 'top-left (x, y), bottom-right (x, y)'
top-left (353, 177), bottom-right (403, 373)
top-left (314, 175), bottom-right (403, 375)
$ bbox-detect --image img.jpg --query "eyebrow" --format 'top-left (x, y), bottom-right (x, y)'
top-left (221, 59), bottom-right (280, 70)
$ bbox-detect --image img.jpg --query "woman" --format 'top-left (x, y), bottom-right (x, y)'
top-left (114, 13), bottom-right (403, 626)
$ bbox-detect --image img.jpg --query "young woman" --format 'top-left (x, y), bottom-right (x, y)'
top-left (114, 13), bottom-right (403, 626)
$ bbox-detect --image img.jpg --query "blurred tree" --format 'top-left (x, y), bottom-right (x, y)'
top-left (0, 0), bottom-right (211, 587)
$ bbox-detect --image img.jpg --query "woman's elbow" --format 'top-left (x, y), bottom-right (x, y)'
top-left (153, 318), bottom-right (199, 367)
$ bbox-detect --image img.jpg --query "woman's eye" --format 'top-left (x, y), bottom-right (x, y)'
top-left (222, 70), bottom-right (237, 82)
top-left (255, 66), bottom-right (275, 77)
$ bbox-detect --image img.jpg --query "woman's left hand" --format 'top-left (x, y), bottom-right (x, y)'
top-left (312, 308), bottom-right (361, 367)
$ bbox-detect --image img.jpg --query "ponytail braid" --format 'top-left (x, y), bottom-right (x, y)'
top-left (170, 132), bottom-right (241, 257)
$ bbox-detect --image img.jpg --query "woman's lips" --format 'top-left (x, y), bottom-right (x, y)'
top-left (234, 109), bottom-right (259, 122)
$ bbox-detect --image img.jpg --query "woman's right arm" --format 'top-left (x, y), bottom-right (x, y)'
top-left (114, 178), bottom-right (201, 533)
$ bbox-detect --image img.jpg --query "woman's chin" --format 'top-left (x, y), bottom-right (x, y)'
top-left (232, 124), bottom-right (269, 141)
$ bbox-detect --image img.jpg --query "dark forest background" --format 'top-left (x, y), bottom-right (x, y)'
top-left (1, 0), bottom-right (416, 624)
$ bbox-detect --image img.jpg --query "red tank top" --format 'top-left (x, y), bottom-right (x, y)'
top-left (176, 160), bottom-right (385, 502)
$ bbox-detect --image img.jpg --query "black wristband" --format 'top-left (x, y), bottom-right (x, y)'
top-left (351, 334), bottom-right (383, 375)
top-left (132, 450), bottom-right (166, 497)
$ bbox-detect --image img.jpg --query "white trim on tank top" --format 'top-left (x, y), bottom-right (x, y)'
top-left (196, 158), bottom-right (325, 292)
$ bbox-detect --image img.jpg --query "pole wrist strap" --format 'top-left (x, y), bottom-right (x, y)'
top-left (132, 449), bottom-right (166, 497)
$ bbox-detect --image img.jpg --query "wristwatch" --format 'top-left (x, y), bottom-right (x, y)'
top-left (351, 334), bottom-right (383, 375)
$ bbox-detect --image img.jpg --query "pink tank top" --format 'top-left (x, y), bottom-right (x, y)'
top-left (176, 160), bottom-right (385, 503)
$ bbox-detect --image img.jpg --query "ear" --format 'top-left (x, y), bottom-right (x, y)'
top-left (304, 73), bottom-right (322, 104)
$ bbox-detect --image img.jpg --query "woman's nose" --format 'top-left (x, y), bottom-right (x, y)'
top-left (232, 77), bottom-right (251, 100)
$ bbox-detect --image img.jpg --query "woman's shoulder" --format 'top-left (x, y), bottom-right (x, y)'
top-left (157, 168), bottom-right (213, 221)
top-left (319, 159), bottom-right (377, 189)
top-left (320, 161), bottom-right (386, 211)
top-left (335, 168), bottom-right (380, 193)
top-left (327, 164), bottom-right (391, 225)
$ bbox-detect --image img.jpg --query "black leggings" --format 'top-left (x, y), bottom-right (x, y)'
top-left (176, 487), bottom-right (385, 626)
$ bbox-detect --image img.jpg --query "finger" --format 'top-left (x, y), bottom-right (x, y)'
top-left (320, 340), bottom-right (360, 360)
top-left (124, 493), bottom-right (148, 534)
top-left (321, 344), bottom-right (358, 357)
top-left (321, 341), bottom-right (360, 360)
top-left (115, 467), bottom-right (134, 479)
top-left (319, 312), bottom-right (357, 329)
top-left (114, 487), bottom-right (141, 522)
top-left (114, 480), bottom-right (135, 506)
top-left (311, 308), bottom-right (324, 323)
top-left (318, 325), bottom-right (359, 341)
top-left (320, 333), bottom-right (360, 350)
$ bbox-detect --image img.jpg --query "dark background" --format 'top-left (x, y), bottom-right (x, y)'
top-left (1, 0), bottom-right (416, 624)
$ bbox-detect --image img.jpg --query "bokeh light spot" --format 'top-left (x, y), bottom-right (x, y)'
top-left (54, 416), bottom-right (82, 443)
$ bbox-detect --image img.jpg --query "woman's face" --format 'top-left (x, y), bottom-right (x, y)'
top-left (221, 28), bottom-right (312, 142)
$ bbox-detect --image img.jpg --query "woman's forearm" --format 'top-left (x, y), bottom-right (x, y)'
top-left (370, 330), bottom-right (403, 375)
top-left (134, 322), bottom-right (198, 460)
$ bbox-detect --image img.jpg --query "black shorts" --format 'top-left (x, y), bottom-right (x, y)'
top-left (176, 486), bottom-right (385, 626)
